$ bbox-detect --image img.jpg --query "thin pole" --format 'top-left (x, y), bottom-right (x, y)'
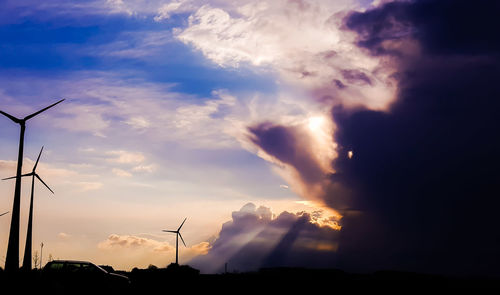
top-left (5, 123), bottom-right (25, 271)
top-left (40, 242), bottom-right (43, 269)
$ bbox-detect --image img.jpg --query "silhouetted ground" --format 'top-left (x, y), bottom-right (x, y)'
top-left (1, 265), bottom-right (500, 294)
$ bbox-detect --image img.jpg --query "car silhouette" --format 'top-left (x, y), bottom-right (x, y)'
top-left (42, 260), bottom-right (130, 292)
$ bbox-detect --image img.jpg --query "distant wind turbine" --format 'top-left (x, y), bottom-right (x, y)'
top-left (0, 211), bottom-right (9, 217)
top-left (3, 146), bottom-right (54, 271)
top-left (0, 99), bottom-right (64, 271)
top-left (163, 218), bottom-right (187, 265)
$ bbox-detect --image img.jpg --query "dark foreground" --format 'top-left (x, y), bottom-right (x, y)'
top-left (1, 266), bottom-right (499, 294)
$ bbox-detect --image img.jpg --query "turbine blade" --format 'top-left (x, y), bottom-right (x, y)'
top-left (0, 211), bottom-right (9, 217)
top-left (35, 174), bottom-right (54, 194)
top-left (162, 230), bottom-right (177, 233)
top-left (24, 99), bottom-right (65, 121)
top-left (0, 110), bottom-right (21, 123)
top-left (178, 232), bottom-right (186, 247)
top-left (178, 217), bottom-right (187, 231)
top-left (2, 173), bottom-right (32, 180)
top-left (33, 146), bottom-right (44, 172)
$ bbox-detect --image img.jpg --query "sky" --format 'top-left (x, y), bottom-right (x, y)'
top-left (0, 0), bottom-right (499, 275)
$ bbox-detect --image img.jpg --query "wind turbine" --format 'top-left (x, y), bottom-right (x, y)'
top-left (0, 99), bottom-right (64, 271)
top-left (3, 146), bottom-right (53, 271)
top-left (163, 218), bottom-right (187, 265)
top-left (0, 212), bottom-right (9, 217)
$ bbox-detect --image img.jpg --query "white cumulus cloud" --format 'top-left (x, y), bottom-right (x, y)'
top-left (106, 150), bottom-right (145, 165)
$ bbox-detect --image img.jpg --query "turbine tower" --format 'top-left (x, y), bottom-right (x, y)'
top-left (3, 146), bottom-right (53, 271)
top-left (0, 99), bottom-right (64, 271)
top-left (163, 218), bottom-right (187, 265)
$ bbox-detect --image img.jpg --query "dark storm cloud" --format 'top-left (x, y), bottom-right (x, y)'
top-left (341, 69), bottom-right (372, 86)
top-left (248, 122), bottom-right (325, 184)
top-left (189, 203), bottom-right (339, 273)
top-left (331, 0), bottom-right (500, 275)
top-left (347, 0), bottom-right (500, 56)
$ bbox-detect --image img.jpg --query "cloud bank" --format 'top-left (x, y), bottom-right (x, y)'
top-left (330, 0), bottom-right (500, 275)
top-left (189, 203), bottom-right (340, 273)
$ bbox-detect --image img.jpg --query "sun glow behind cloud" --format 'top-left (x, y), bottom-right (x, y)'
top-left (294, 200), bottom-right (342, 230)
top-left (306, 115), bottom-right (337, 174)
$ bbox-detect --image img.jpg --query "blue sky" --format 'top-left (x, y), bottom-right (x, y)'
top-left (0, 12), bottom-right (276, 96)
top-left (0, 0), bottom-right (386, 271)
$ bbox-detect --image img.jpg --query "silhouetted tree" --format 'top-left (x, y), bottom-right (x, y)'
top-left (33, 250), bottom-right (39, 269)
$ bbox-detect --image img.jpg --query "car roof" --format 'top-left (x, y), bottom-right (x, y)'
top-left (48, 260), bottom-right (95, 264)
